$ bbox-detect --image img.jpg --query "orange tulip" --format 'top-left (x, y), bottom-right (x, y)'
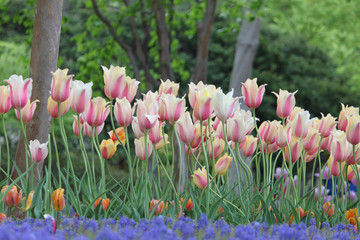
top-left (346, 208), bottom-right (360, 231)
top-left (101, 198), bottom-right (110, 211)
top-left (99, 139), bottom-right (117, 159)
top-left (1, 185), bottom-right (22, 207)
top-left (149, 199), bottom-right (165, 215)
top-left (185, 198), bottom-right (193, 211)
top-left (52, 188), bottom-right (65, 212)
top-left (323, 201), bottom-right (334, 218)
top-left (25, 190), bottom-right (34, 211)
top-left (0, 213), bottom-right (6, 222)
top-left (108, 127), bottom-right (126, 145)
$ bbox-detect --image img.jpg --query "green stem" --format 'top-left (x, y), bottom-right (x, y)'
top-left (2, 115), bottom-right (10, 183)
top-left (200, 121), bottom-right (210, 215)
top-left (51, 127), bottom-right (61, 186)
top-left (94, 130), bottom-right (106, 194)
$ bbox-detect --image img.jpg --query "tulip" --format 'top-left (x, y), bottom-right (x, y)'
top-left (284, 139), bottom-right (303, 163)
top-left (330, 130), bottom-right (352, 162)
top-left (323, 201), bottom-right (334, 218)
top-left (83, 97), bottom-right (110, 127)
top-left (227, 110), bottom-right (254, 143)
top-left (47, 96), bottom-right (71, 118)
top-left (305, 152), bottom-right (317, 163)
top-left (287, 107), bottom-right (304, 123)
top-left (290, 110), bottom-right (310, 139)
top-left (94, 197), bottom-right (101, 208)
top-left (261, 140), bottom-right (281, 154)
top-left (101, 198), bottom-right (110, 211)
top-left (159, 79), bottom-right (179, 96)
top-left (274, 167), bottom-right (288, 179)
top-left (158, 98), bottom-right (167, 122)
top-left (131, 117), bottom-right (144, 138)
top-left (136, 97), bottom-right (159, 131)
top-left (73, 115), bottom-right (84, 137)
top-left (29, 139), bottom-right (48, 163)
top-left (316, 113), bottom-right (337, 138)
top-left (162, 94), bottom-right (186, 123)
top-left (135, 136), bottom-right (153, 161)
top-left (149, 199), bottom-right (165, 215)
top-left (272, 89), bottom-right (297, 119)
top-left (259, 120), bottom-right (280, 145)
top-left (148, 120), bottom-right (163, 145)
top-left (213, 88), bottom-right (239, 122)
top-left (338, 103), bottom-right (359, 131)
top-left (320, 135), bottom-right (333, 151)
top-left (346, 114), bottom-right (360, 145)
top-left (188, 81), bottom-right (206, 108)
top-left (217, 206), bottom-right (224, 214)
top-left (193, 85), bottom-right (216, 121)
top-left (347, 145), bottom-right (360, 165)
top-left (193, 167), bottom-right (208, 189)
top-left (25, 190), bottom-right (34, 211)
top-left (276, 124), bottom-right (291, 148)
top-left (50, 69), bottom-right (73, 102)
top-left (241, 78), bottom-right (266, 109)
top-left (114, 98), bottom-right (133, 127)
top-left (5, 75), bottom-right (32, 109)
top-left (70, 80), bottom-right (93, 114)
top-left (303, 128), bottom-right (320, 152)
top-left (0, 86), bottom-right (11, 114)
top-left (99, 139), bottom-right (117, 159)
top-left (207, 137), bottom-right (225, 159)
top-left (52, 188), bottom-right (65, 212)
top-left (185, 198), bottom-right (193, 211)
top-left (215, 154), bottom-right (232, 175)
top-left (83, 121), bottom-right (104, 138)
top-left (44, 214), bottom-right (56, 233)
top-left (327, 155), bottom-right (344, 177)
top-left (102, 65), bottom-right (126, 99)
top-left (0, 213), bottom-right (6, 222)
top-left (346, 165), bottom-right (359, 181)
top-left (190, 123), bottom-right (203, 148)
top-left (1, 185), bottom-right (22, 207)
top-left (241, 135), bottom-right (258, 157)
top-left (15, 100), bottom-right (39, 123)
top-left (108, 127), bottom-right (126, 145)
top-left (176, 112), bottom-right (196, 145)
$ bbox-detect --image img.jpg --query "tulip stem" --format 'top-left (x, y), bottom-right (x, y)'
top-left (94, 130), bottom-right (106, 195)
top-left (207, 118), bottom-right (216, 176)
top-left (312, 138), bottom-right (322, 190)
top-left (352, 145), bottom-right (360, 200)
top-left (175, 129), bottom-right (183, 193)
top-left (18, 110), bottom-right (31, 192)
top-left (200, 121), bottom-right (210, 215)
top-left (45, 134), bottom-right (52, 214)
top-left (51, 127), bottom-right (61, 186)
top-left (144, 130), bottom-right (150, 218)
top-left (155, 149), bottom-right (178, 195)
top-left (2, 115), bottom-right (10, 184)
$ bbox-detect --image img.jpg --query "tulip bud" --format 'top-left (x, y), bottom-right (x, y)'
top-left (83, 97), bottom-right (110, 127)
top-left (29, 139), bottom-right (48, 163)
top-left (303, 128), bottom-right (320, 152)
top-left (227, 110), bottom-right (254, 143)
top-left (272, 89), bottom-right (297, 119)
top-left (185, 198), bottom-right (193, 211)
top-left (259, 120), bottom-right (280, 144)
top-left (51, 69), bottom-right (73, 102)
top-left (15, 100), bottom-right (39, 123)
top-left (52, 188), bottom-right (65, 212)
top-left (73, 115), bottom-right (84, 137)
top-left (149, 199), bottom-right (165, 215)
top-left (131, 117), bottom-right (144, 139)
top-left (101, 198), bottom-right (110, 211)
top-left (193, 85), bottom-right (216, 121)
top-left (291, 110), bottom-right (310, 139)
top-left (83, 121), bottom-right (104, 138)
top-left (148, 120), bottom-right (163, 145)
top-left (99, 139), bottom-right (117, 159)
top-left (0, 86), bottom-right (11, 114)
top-left (241, 78), bottom-right (266, 109)
top-left (276, 124), bottom-right (291, 148)
top-left (193, 167), bottom-right (209, 189)
top-left (215, 154), bottom-right (232, 175)
top-left (102, 65), bottom-right (126, 100)
top-left (135, 136), bottom-right (153, 161)
top-left (1, 185), bottom-right (22, 207)
top-left (136, 98), bottom-right (159, 131)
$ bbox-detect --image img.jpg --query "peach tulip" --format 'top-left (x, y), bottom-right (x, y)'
top-left (148, 120), bottom-right (163, 144)
top-left (70, 80), bottom-right (93, 114)
top-left (15, 100), bottom-right (39, 123)
top-left (185, 198), bottom-right (193, 211)
top-left (338, 103), bottom-right (359, 132)
top-left (83, 97), bottom-right (110, 127)
top-left (101, 198), bottom-right (110, 211)
top-left (259, 120), bottom-right (280, 145)
top-left (241, 78), bottom-right (266, 109)
top-left (303, 128), bottom-right (320, 152)
top-left (50, 69), bottom-right (73, 102)
top-left (327, 155), bottom-right (344, 177)
top-left (272, 89), bottom-right (297, 119)
top-left (193, 167), bottom-right (208, 189)
top-left (276, 125), bottom-right (291, 148)
top-left (29, 139), bottom-right (48, 163)
top-left (0, 86), bottom-right (11, 114)
top-left (213, 88), bottom-right (239, 122)
top-left (25, 190), bottom-right (34, 211)
top-left (52, 188), bottom-right (65, 212)
top-left (135, 136), bottom-right (153, 161)
top-left (99, 139), bottom-right (117, 159)
top-left (346, 114), bottom-right (360, 145)
top-left (5, 75), bottom-right (32, 109)
top-left (215, 154), bottom-right (232, 175)
top-left (114, 98), bottom-right (133, 127)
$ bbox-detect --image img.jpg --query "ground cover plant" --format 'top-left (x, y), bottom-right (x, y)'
top-left (1, 67), bottom-right (360, 238)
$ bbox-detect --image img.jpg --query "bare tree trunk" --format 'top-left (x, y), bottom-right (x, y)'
top-left (11, 0), bottom-right (63, 217)
top-left (228, 13), bottom-right (260, 186)
top-left (190, 0), bottom-right (217, 84)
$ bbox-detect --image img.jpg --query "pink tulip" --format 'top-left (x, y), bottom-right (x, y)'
top-left (159, 79), bottom-right (179, 96)
top-left (0, 86), bottom-right (11, 114)
top-left (176, 112), bottom-right (196, 145)
top-left (259, 120), bottom-right (280, 145)
top-left (193, 167), bottom-right (208, 189)
top-left (188, 81), bottom-right (205, 109)
top-left (327, 155), bottom-right (343, 177)
top-left (215, 154), bottom-right (232, 175)
top-left (290, 110), bottom-right (310, 139)
top-left (346, 165), bottom-right (359, 181)
top-left (29, 139), bottom-right (48, 163)
top-left (162, 94), bottom-right (186, 123)
top-left (136, 97), bottom-right (159, 131)
top-left (15, 100), bottom-right (39, 123)
top-left (241, 78), bottom-right (266, 109)
top-left (5, 75), bottom-right (32, 109)
top-left (47, 96), bottom-right (71, 118)
top-left (190, 123), bottom-right (203, 148)
top-left (347, 145), bottom-right (360, 165)
top-left (260, 140), bottom-right (280, 154)
top-left (131, 117), bottom-right (144, 138)
top-left (135, 136), bottom-right (153, 161)
top-left (83, 121), bottom-right (104, 138)
top-left (158, 98), bottom-right (167, 122)
top-left (330, 130), bottom-right (352, 162)
top-left (193, 88), bottom-right (215, 121)
top-left (272, 89), bottom-right (297, 119)
top-left (213, 88), bottom-right (239, 122)
top-left (346, 114), bottom-right (360, 145)
top-left (114, 98), bottom-right (133, 127)
top-left (303, 128), bottom-right (320, 152)
top-left (317, 113), bottom-right (337, 138)
top-left (148, 121), bottom-right (163, 144)
top-left (83, 97), bottom-right (110, 127)
top-left (50, 69), bottom-right (73, 102)
top-left (320, 135), bottom-right (333, 151)
top-left (227, 110), bottom-right (254, 143)
top-left (241, 135), bottom-right (258, 157)
top-left (276, 125), bottom-right (291, 148)
top-left (284, 139), bottom-right (303, 163)
top-left (102, 65), bottom-right (126, 99)
top-left (207, 137), bottom-right (225, 159)
top-left (70, 80), bottom-right (93, 114)
top-left (338, 103), bottom-right (359, 131)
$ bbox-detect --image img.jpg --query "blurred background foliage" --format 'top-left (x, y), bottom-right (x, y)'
top-left (0, 0), bottom-right (359, 180)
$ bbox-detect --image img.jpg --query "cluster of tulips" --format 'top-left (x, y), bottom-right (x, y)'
top-left (1, 65), bottom-right (360, 229)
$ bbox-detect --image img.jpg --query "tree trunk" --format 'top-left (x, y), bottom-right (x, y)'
top-left (190, 0), bottom-right (217, 84)
top-left (12, 0), bottom-right (63, 192)
top-left (228, 14), bottom-right (260, 186)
